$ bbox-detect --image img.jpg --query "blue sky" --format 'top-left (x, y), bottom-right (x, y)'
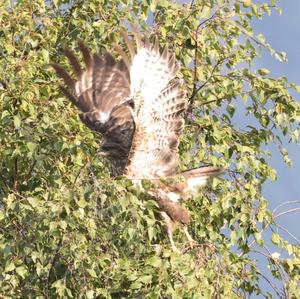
top-left (252, 1), bottom-right (300, 239)
top-left (250, 1), bottom-right (300, 296)
top-left (175, 1), bottom-right (300, 295)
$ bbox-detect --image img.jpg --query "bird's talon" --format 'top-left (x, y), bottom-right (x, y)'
top-left (189, 239), bottom-right (198, 249)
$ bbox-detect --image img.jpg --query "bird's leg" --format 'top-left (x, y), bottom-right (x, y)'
top-left (167, 228), bottom-right (181, 253)
top-left (183, 226), bottom-right (198, 249)
top-left (160, 211), bottom-right (181, 253)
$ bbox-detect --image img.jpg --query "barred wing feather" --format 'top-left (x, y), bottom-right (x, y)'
top-left (121, 27), bottom-right (187, 178)
top-left (53, 27), bottom-right (225, 252)
top-left (53, 27), bottom-right (187, 178)
top-left (52, 43), bottom-right (134, 176)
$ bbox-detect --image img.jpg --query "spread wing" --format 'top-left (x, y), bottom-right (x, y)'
top-left (52, 43), bottom-right (134, 176)
top-left (53, 26), bottom-right (187, 179)
top-left (117, 26), bottom-right (187, 179)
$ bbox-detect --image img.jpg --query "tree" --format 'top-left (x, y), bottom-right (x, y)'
top-left (0, 0), bottom-right (299, 297)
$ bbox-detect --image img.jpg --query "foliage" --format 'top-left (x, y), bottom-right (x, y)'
top-left (0, 0), bottom-right (300, 298)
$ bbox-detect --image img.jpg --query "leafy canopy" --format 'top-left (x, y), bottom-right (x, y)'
top-left (0, 0), bottom-right (299, 298)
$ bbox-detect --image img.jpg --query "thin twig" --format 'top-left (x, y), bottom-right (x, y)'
top-left (199, 97), bottom-right (227, 107)
top-left (190, 29), bottom-right (199, 104)
top-left (0, 172), bottom-right (9, 190)
top-left (189, 4), bottom-right (226, 104)
top-left (253, 247), bottom-right (288, 298)
top-left (276, 223), bottom-right (300, 246)
top-left (274, 208), bottom-right (300, 219)
top-left (253, 266), bottom-right (283, 298)
top-left (189, 58), bottom-right (226, 104)
top-left (46, 238), bottom-right (63, 297)
top-left (241, 204), bottom-right (300, 253)
top-left (273, 200), bottom-right (300, 215)
top-left (24, 160), bottom-right (37, 183)
top-left (13, 158), bottom-right (19, 191)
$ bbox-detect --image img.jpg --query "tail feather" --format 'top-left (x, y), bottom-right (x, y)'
top-left (182, 166), bottom-right (225, 179)
top-left (181, 166), bottom-right (225, 193)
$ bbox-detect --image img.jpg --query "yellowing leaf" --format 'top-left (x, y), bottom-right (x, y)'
top-left (258, 68), bottom-right (270, 76)
top-left (243, 0), bottom-right (252, 7)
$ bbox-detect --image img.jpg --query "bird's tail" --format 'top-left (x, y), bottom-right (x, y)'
top-left (181, 166), bottom-right (225, 193)
top-left (182, 166), bottom-right (225, 178)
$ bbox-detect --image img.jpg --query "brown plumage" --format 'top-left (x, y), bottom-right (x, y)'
top-left (53, 25), bottom-right (224, 252)
top-left (52, 43), bottom-right (134, 176)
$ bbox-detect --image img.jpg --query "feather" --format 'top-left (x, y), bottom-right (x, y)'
top-left (123, 30), bottom-right (186, 178)
top-left (157, 198), bottom-right (190, 225)
top-left (53, 42), bottom-right (133, 176)
top-left (53, 26), bottom-right (226, 252)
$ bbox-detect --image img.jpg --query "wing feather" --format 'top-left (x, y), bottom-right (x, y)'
top-left (122, 27), bottom-right (187, 178)
top-left (53, 44), bottom-right (134, 176)
top-left (53, 27), bottom-right (187, 178)
top-left (120, 28), bottom-right (186, 178)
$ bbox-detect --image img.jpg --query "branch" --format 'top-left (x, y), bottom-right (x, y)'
top-left (73, 160), bottom-right (90, 185)
top-left (189, 59), bottom-right (222, 104)
top-left (0, 172), bottom-right (9, 190)
top-left (199, 97), bottom-right (227, 107)
top-left (274, 208), bottom-right (300, 219)
top-left (273, 200), bottom-right (300, 215)
top-left (241, 202), bottom-right (300, 253)
top-left (24, 160), bottom-right (37, 183)
top-left (12, 158), bottom-right (19, 192)
top-left (253, 265), bottom-right (283, 298)
top-left (227, 20), bottom-right (285, 61)
top-left (276, 223), bottom-right (300, 246)
top-left (257, 245), bottom-right (290, 296)
top-left (190, 29), bottom-right (199, 105)
top-left (46, 238), bottom-right (63, 296)
top-left (189, 4), bottom-right (228, 105)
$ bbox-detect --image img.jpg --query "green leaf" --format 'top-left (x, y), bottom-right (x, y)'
top-left (258, 68), bottom-right (270, 76)
top-left (243, 0), bottom-right (252, 7)
top-left (271, 233), bottom-right (281, 245)
top-left (14, 116), bottom-right (21, 129)
top-left (0, 2), bottom-right (299, 298)
top-left (27, 197), bottom-right (39, 208)
top-left (87, 269), bottom-right (97, 278)
top-left (5, 262), bottom-right (15, 272)
top-left (16, 266), bottom-right (28, 279)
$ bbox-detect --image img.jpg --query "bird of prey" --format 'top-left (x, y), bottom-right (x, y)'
top-left (52, 25), bottom-right (224, 252)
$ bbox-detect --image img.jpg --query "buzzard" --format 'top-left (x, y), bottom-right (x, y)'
top-left (53, 25), bottom-right (224, 252)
